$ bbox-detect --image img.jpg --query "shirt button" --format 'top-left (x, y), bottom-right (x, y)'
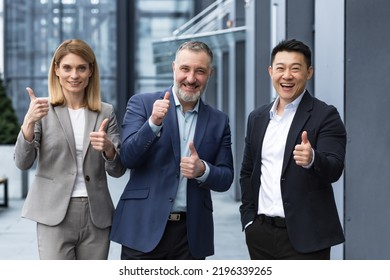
top-left (85, 176), bottom-right (90, 181)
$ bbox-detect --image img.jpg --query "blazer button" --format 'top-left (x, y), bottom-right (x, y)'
top-left (169, 197), bottom-right (174, 202)
top-left (85, 176), bottom-right (90, 182)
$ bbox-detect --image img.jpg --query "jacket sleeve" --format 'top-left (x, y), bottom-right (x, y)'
top-left (309, 105), bottom-right (346, 183)
top-left (104, 106), bottom-right (126, 178)
top-left (120, 94), bottom-right (160, 169)
top-left (14, 121), bottom-right (42, 170)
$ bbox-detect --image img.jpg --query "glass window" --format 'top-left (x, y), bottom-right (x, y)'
top-left (4, 0), bottom-right (117, 122)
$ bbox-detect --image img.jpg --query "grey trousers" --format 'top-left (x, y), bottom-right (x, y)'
top-left (37, 197), bottom-right (110, 260)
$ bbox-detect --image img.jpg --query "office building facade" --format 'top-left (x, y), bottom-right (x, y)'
top-left (2, 0), bottom-right (390, 260)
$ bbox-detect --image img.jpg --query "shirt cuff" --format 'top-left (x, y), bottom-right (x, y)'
top-left (244, 221), bottom-right (253, 230)
top-left (102, 150), bottom-right (117, 162)
top-left (302, 148), bottom-right (315, 169)
top-left (148, 118), bottom-right (162, 136)
top-left (196, 160), bottom-right (210, 182)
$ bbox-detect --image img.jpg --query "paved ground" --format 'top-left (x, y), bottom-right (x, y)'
top-left (0, 171), bottom-right (249, 260)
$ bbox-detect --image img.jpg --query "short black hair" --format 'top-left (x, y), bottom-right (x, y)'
top-left (270, 39), bottom-right (312, 67)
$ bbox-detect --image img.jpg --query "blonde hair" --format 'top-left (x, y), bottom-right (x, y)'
top-left (48, 39), bottom-right (101, 111)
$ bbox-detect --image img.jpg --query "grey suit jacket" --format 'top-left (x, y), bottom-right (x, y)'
top-left (14, 102), bottom-right (125, 228)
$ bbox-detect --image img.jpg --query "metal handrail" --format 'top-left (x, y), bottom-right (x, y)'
top-left (172, 0), bottom-right (233, 37)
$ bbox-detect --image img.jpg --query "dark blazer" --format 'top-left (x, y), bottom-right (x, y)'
top-left (110, 88), bottom-right (234, 259)
top-left (239, 91), bottom-right (346, 253)
top-left (14, 102), bottom-right (125, 228)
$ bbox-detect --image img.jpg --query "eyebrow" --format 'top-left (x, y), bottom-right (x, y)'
top-left (274, 62), bottom-right (303, 66)
top-left (61, 62), bottom-right (88, 66)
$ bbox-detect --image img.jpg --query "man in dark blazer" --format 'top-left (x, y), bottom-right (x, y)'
top-left (240, 39), bottom-right (346, 259)
top-left (110, 41), bottom-right (234, 259)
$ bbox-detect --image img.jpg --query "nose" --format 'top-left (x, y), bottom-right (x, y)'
top-left (186, 71), bottom-right (196, 84)
top-left (282, 69), bottom-right (293, 79)
top-left (70, 69), bottom-right (79, 79)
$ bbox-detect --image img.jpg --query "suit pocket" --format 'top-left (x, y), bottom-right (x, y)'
top-left (202, 136), bottom-right (218, 143)
top-left (120, 188), bottom-right (150, 200)
top-left (35, 173), bottom-right (54, 181)
top-left (309, 188), bottom-right (341, 236)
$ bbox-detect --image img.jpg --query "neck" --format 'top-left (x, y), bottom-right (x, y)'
top-left (276, 100), bottom-right (285, 116)
top-left (64, 92), bottom-right (86, 109)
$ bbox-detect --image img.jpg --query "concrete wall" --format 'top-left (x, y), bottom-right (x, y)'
top-left (314, 0), bottom-right (345, 260)
top-left (344, 0), bottom-right (390, 259)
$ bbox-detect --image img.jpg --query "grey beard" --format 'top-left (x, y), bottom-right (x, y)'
top-left (174, 83), bottom-right (202, 102)
top-left (178, 89), bottom-right (201, 102)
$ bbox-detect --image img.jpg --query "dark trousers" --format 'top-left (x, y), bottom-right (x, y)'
top-left (121, 214), bottom-right (204, 260)
top-left (245, 215), bottom-right (330, 260)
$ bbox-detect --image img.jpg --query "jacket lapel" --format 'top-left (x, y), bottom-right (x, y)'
top-left (83, 109), bottom-right (98, 159)
top-left (193, 99), bottom-right (208, 151)
top-left (252, 105), bottom-right (272, 187)
top-left (164, 90), bottom-right (181, 164)
top-left (53, 105), bottom-right (77, 162)
top-left (282, 91), bottom-right (313, 175)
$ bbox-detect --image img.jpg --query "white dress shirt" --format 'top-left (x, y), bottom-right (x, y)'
top-left (258, 93), bottom-right (304, 217)
top-left (68, 107), bottom-right (88, 197)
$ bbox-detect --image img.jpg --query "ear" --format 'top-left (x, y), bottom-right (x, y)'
top-left (307, 66), bottom-right (314, 80)
top-left (209, 67), bottom-right (214, 77)
top-left (268, 66), bottom-right (273, 77)
top-left (89, 63), bottom-right (94, 77)
top-left (172, 61), bottom-right (176, 72)
top-left (54, 64), bottom-right (60, 77)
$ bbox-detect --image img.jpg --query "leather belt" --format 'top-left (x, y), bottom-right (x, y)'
top-left (168, 212), bottom-right (186, 221)
top-left (258, 214), bottom-right (286, 228)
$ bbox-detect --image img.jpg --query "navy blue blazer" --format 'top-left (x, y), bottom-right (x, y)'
top-left (110, 88), bottom-right (234, 258)
top-left (239, 91), bottom-right (346, 253)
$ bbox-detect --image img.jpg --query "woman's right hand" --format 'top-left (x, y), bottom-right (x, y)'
top-left (21, 87), bottom-right (49, 141)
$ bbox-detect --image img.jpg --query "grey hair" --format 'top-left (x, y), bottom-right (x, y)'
top-left (175, 41), bottom-right (213, 66)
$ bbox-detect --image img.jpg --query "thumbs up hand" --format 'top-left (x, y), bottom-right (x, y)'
top-left (21, 87), bottom-right (50, 141)
top-left (150, 91), bottom-right (170, 126)
top-left (90, 118), bottom-right (116, 159)
top-left (180, 141), bottom-right (206, 179)
top-left (293, 131), bottom-right (313, 167)
top-left (24, 87), bottom-right (49, 123)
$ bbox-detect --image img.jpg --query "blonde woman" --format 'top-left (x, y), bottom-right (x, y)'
top-left (14, 39), bottom-right (125, 259)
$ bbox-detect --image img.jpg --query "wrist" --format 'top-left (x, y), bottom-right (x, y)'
top-left (103, 147), bottom-right (116, 160)
top-left (198, 160), bottom-right (206, 177)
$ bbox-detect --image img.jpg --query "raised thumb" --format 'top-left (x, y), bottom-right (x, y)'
top-left (98, 118), bottom-right (109, 132)
top-left (189, 141), bottom-right (198, 157)
top-left (301, 131), bottom-right (308, 144)
top-left (26, 87), bottom-right (36, 101)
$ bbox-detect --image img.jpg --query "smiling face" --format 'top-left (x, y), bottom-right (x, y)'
top-left (269, 51), bottom-right (313, 106)
top-left (172, 49), bottom-right (213, 107)
top-left (55, 53), bottom-right (92, 96)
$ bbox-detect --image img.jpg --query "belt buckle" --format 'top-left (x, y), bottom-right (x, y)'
top-left (169, 213), bottom-right (180, 221)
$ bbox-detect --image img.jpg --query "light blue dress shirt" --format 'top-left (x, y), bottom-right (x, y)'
top-left (148, 89), bottom-right (210, 212)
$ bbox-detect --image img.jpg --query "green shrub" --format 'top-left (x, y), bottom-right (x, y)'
top-left (0, 76), bottom-right (20, 144)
